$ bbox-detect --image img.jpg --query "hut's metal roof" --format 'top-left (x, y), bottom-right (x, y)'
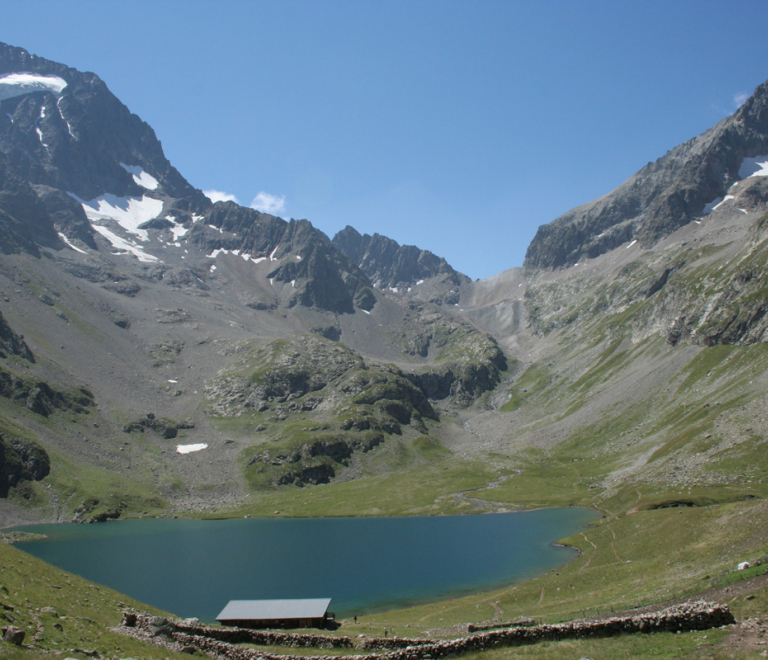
top-left (216, 598), bottom-right (332, 621)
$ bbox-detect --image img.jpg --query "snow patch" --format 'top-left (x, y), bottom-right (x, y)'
top-left (169, 219), bottom-right (189, 240)
top-left (712, 195), bottom-right (734, 212)
top-left (71, 192), bottom-right (162, 262)
top-left (252, 257), bottom-right (266, 264)
top-left (739, 155), bottom-right (768, 179)
top-left (416, 279), bottom-right (424, 285)
top-left (36, 105), bottom-right (49, 151)
top-left (91, 224), bottom-right (158, 262)
top-left (57, 232), bottom-right (87, 254)
top-left (626, 240), bottom-right (637, 249)
top-left (56, 97), bottom-right (75, 138)
top-left (167, 379), bottom-right (178, 383)
top-left (208, 248), bottom-right (251, 263)
top-left (176, 443), bottom-right (208, 454)
top-left (0, 73), bottom-right (67, 102)
top-left (361, 309), bottom-right (370, 315)
top-left (120, 163), bottom-right (159, 190)
top-left (296, 255), bottom-right (302, 261)
top-left (208, 224), bottom-right (224, 233)
top-left (269, 246), bottom-right (279, 261)
top-left (74, 193), bottom-right (163, 241)
top-left (290, 279), bottom-right (296, 288)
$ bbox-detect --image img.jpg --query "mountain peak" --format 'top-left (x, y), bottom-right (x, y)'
top-left (524, 78), bottom-right (768, 270)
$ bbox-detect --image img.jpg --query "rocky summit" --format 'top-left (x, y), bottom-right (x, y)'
top-left (524, 79), bottom-right (768, 270)
top-left (0, 37), bottom-right (766, 588)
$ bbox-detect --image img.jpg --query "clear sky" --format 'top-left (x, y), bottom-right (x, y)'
top-left (3, 0), bottom-right (768, 280)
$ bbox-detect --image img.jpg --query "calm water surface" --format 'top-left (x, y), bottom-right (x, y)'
top-left (13, 509), bottom-right (598, 621)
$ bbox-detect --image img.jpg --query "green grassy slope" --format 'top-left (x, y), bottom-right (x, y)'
top-left (0, 540), bottom-right (189, 660)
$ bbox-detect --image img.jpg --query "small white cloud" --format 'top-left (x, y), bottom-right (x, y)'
top-left (204, 189), bottom-right (239, 204)
top-left (734, 92), bottom-right (749, 108)
top-left (250, 191), bottom-right (286, 215)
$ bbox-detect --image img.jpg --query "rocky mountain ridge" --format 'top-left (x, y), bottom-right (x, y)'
top-left (332, 225), bottom-right (468, 305)
top-left (524, 80), bottom-right (768, 270)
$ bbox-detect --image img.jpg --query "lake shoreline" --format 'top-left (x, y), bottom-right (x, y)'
top-left (9, 507), bottom-right (600, 622)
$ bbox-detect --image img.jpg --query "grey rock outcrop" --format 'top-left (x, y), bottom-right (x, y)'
top-left (525, 79), bottom-right (768, 269)
top-left (0, 434), bottom-right (50, 497)
top-left (0, 310), bottom-right (33, 361)
top-left (2, 624), bottom-right (25, 644)
top-left (0, 41), bottom-right (202, 203)
top-left (332, 225), bottom-right (464, 290)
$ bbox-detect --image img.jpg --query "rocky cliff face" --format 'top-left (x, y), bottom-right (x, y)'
top-left (0, 309), bottom-right (32, 360)
top-left (333, 225), bottom-right (461, 287)
top-left (0, 434), bottom-right (50, 498)
top-left (205, 334), bottom-right (440, 488)
top-left (0, 42), bottom-right (377, 316)
top-left (189, 205), bottom-right (377, 313)
top-left (333, 225), bottom-right (469, 305)
top-left (524, 80), bottom-right (768, 270)
top-left (0, 42), bottom-right (200, 202)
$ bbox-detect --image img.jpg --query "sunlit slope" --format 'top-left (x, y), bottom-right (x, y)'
top-left (464, 206), bottom-right (768, 516)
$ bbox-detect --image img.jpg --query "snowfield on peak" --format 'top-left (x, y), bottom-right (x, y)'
top-left (91, 224), bottom-right (158, 262)
top-left (72, 193), bottom-right (163, 240)
top-left (69, 192), bottom-right (163, 262)
top-left (119, 163), bottom-right (159, 190)
top-left (166, 217), bottom-right (190, 241)
top-left (0, 73), bottom-right (67, 101)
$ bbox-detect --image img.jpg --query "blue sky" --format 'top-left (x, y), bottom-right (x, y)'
top-left (4, 0), bottom-right (768, 279)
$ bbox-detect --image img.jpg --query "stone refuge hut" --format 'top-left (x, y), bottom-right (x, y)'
top-left (216, 599), bottom-right (334, 629)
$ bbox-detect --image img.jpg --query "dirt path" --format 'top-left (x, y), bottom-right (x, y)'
top-left (578, 532), bottom-right (597, 571)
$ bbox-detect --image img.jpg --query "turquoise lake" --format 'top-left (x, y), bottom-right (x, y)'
top-left (13, 508), bottom-right (598, 621)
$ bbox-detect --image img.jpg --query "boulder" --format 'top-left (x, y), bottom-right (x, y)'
top-left (2, 625), bottom-right (25, 644)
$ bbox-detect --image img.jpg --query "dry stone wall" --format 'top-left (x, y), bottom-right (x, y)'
top-left (119, 601), bottom-right (734, 660)
top-left (121, 613), bottom-right (354, 649)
